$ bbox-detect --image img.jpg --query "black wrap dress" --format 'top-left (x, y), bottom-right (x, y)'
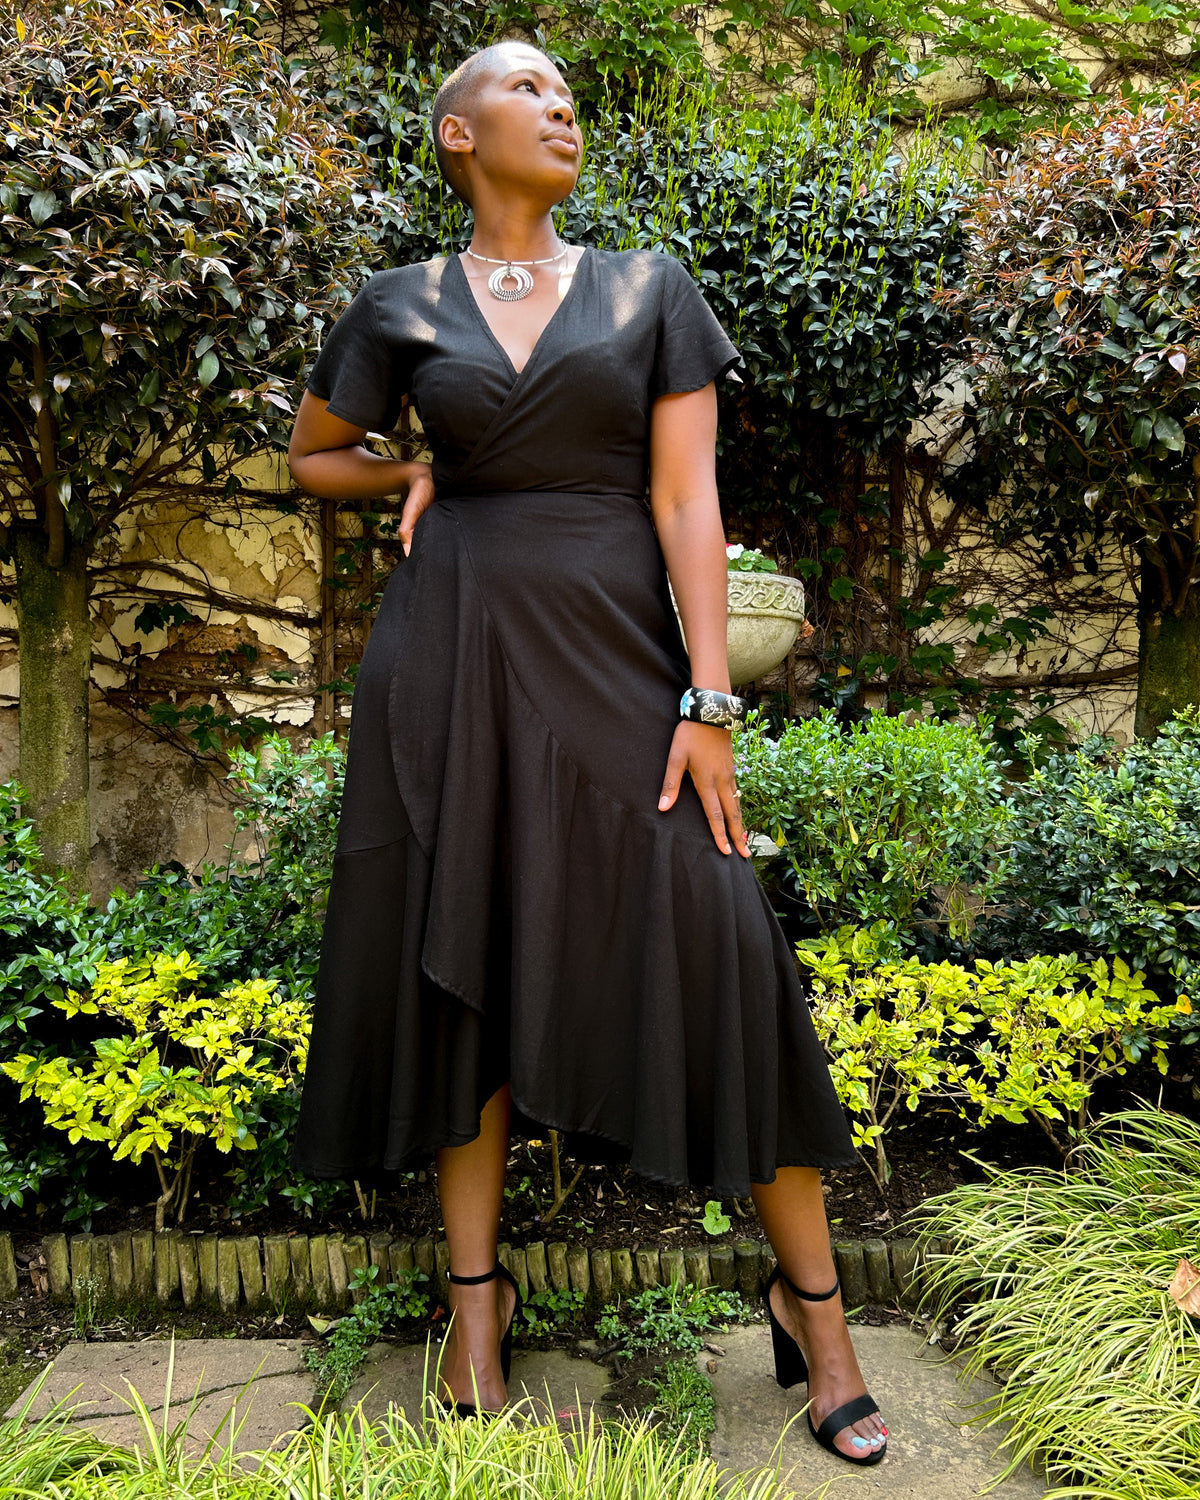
top-left (289, 247), bottom-right (857, 1195)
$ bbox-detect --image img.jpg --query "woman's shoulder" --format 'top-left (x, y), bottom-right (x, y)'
top-left (587, 246), bottom-right (692, 278)
top-left (359, 255), bottom-right (456, 299)
top-left (585, 247), bottom-right (699, 306)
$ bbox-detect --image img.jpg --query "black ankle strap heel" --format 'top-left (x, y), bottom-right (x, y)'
top-left (437, 1257), bottom-right (523, 1420)
top-left (779, 1270), bottom-right (840, 1302)
top-left (762, 1264), bottom-right (886, 1467)
top-left (448, 1261), bottom-right (504, 1285)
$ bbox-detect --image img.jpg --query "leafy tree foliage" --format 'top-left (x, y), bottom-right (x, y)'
top-left (944, 87), bottom-right (1200, 733)
top-left (0, 0), bottom-right (399, 882)
top-left (313, 0), bottom-right (1200, 140)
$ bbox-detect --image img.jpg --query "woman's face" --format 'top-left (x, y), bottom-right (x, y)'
top-left (447, 46), bottom-right (584, 206)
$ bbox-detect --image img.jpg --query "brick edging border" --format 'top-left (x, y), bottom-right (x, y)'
top-left (0, 1229), bottom-right (947, 1317)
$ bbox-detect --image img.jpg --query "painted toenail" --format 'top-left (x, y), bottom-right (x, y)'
top-left (852, 1437), bottom-right (869, 1448)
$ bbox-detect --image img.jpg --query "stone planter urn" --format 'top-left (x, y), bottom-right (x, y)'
top-left (725, 571), bottom-right (808, 686)
top-left (673, 572), bottom-right (808, 687)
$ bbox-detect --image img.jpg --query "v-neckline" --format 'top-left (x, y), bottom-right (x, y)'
top-left (450, 247), bottom-right (590, 384)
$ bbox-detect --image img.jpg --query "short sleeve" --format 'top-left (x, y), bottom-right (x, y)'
top-left (305, 278), bottom-right (403, 433)
top-left (650, 256), bottom-right (742, 398)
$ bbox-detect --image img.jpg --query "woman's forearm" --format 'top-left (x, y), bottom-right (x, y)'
top-left (656, 498), bottom-right (731, 694)
top-left (288, 444), bottom-right (415, 502)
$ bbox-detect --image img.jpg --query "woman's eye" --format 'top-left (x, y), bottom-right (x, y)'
top-left (517, 79), bottom-right (537, 93)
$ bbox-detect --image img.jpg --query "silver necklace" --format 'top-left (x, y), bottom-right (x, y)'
top-left (464, 244), bottom-right (569, 302)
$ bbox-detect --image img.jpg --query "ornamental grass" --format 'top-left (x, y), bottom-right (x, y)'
top-left (0, 1341), bottom-right (800, 1500)
top-left (916, 1106), bottom-right (1200, 1500)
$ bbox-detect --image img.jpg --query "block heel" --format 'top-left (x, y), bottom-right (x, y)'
top-left (762, 1264), bottom-right (887, 1467)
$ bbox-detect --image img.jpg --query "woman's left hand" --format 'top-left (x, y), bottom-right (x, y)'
top-left (657, 720), bottom-right (751, 857)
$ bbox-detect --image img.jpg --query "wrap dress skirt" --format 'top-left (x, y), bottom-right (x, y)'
top-left (289, 246), bottom-right (857, 1195)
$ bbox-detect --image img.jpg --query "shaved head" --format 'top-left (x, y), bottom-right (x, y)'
top-left (431, 42), bottom-right (556, 205)
top-left (432, 45), bottom-right (506, 204)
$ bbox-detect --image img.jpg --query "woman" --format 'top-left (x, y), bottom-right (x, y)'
top-left (287, 40), bottom-right (887, 1464)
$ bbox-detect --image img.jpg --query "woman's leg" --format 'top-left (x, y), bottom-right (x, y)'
top-left (433, 1082), bottom-right (517, 1410)
top-left (751, 1167), bottom-right (888, 1458)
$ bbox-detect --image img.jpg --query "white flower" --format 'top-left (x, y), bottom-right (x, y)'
top-left (725, 544), bottom-right (745, 560)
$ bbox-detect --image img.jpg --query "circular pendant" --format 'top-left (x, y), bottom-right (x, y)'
top-left (488, 263), bottom-right (534, 301)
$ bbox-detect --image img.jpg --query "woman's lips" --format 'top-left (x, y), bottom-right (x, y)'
top-left (543, 135), bottom-right (580, 156)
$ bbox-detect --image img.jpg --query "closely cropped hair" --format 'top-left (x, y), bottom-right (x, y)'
top-left (431, 46), bottom-right (506, 205)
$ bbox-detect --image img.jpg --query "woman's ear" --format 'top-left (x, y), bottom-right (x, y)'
top-left (439, 112), bottom-right (475, 162)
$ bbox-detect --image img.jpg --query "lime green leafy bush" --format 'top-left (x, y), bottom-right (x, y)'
top-left (916, 1107), bottom-right (1200, 1499)
top-left (0, 734), bottom-right (342, 1225)
top-left (799, 926), bottom-right (1189, 1183)
top-left (961, 953), bottom-right (1187, 1149)
top-left (1, 951), bottom-right (310, 1231)
top-left (735, 710), bottom-right (1009, 941)
top-left (796, 923), bottom-right (980, 1187)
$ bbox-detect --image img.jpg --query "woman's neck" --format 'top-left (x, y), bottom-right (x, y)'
top-left (465, 201), bottom-right (563, 263)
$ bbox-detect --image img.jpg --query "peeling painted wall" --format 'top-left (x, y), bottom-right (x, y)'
top-left (0, 447), bottom-right (350, 898)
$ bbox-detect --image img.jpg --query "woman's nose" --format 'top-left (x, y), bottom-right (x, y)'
top-left (550, 99), bottom-right (575, 125)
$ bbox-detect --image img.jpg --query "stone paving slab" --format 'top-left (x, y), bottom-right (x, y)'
top-left (4, 1338), bottom-right (313, 1463)
top-left (707, 1325), bottom-right (1046, 1499)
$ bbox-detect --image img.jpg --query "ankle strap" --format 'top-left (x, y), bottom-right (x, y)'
top-left (447, 1260), bottom-right (501, 1285)
top-left (780, 1269), bottom-right (840, 1302)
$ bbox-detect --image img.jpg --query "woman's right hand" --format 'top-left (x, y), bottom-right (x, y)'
top-left (396, 461), bottom-right (435, 557)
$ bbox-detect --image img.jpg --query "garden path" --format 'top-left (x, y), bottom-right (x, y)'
top-left (5, 1325), bottom-right (1047, 1496)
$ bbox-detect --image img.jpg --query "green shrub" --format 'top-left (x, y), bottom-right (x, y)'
top-left (596, 1283), bottom-right (753, 1362)
top-left (227, 731), bottom-right (343, 912)
top-left (0, 782), bottom-right (109, 1219)
top-left (979, 709), bottom-right (1200, 1022)
top-left (305, 1263), bottom-right (432, 1403)
top-left (736, 710), bottom-right (1009, 944)
top-left (95, 733), bottom-right (343, 1002)
top-left (799, 926), bottom-right (1188, 1182)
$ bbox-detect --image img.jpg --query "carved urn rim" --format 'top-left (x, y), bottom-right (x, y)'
top-left (726, 571), bottom-right (806, 620)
